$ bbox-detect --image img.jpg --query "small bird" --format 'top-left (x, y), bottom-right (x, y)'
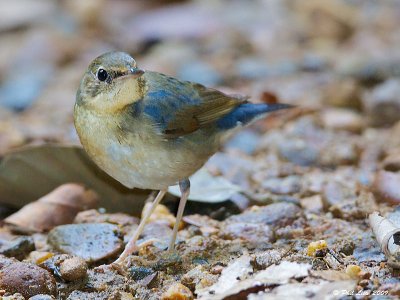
top-left (74, 51), bottom-right (291, 265)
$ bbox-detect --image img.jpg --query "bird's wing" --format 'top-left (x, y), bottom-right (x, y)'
top-left (142, 73), bottom-right (245, 138)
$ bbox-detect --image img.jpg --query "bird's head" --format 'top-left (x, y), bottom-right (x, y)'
top-left (76, 51), bottom-right (145, 114)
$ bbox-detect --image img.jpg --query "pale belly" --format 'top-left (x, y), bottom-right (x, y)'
top-left (79, 129), bottom-right (217, 190)
top-left (96, 139), bottom-right (212, 190)
top-left (75, 109), bottom-right (220, 190)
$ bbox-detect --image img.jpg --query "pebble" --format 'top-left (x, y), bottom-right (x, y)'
top-left (252, 249), bottom-right (287, 270)
top-left (363, 79), bottom-right (400, 127)
top-left (181, 265), bottom-right (218, 291)
top-left (221, 222), bottom-right (273, 245)
top-left (345, 265), bottom-right (361, 279)
top-left (28, 295), bottom-right (55, 300)
top-left (224, 130), bottom-right (260, 155)
top-left (278, 138), bottom-right (319, 166)
top-left (322, 181), bottom-right (355, 209)
top-left (59, 256), bottom-right (88, 281)
top-left (235, 57), bottom-right (270, 80)
top-left (372, 170), bottom-right (400, 204)
top-left (177, 61), bottom-right (222, 86)
top-left (0, 66), bottom-right (52, 111)
top-left (225, 203), bottom-right (301, 228)
top-left (353, 232), bottom-right (385, 263)
top-left (300, 195), bottom-right (323, 213)
top-left (74, 209), bottom-right (139, 226)
top-left (28, 251), bottom-right (54, 265)
top-left (139, 222), bottom-right (173, 249)
top-left (323, 79), bottom-right (362, 110)
top-left (262, 175), bottom-right (302, 195)
top-left (129, 266), bottom-right (155, 282)
top-left (0, 255), bottom-right (56, 298)
top-left (321, 108), bottom-right (364, 133)
top-left (161, 283), bottom-right (194, 300)
top-left (0, 236), bottom-right (35, 260)
top-left (307, 240), bottom-right (328, 257)
top-left (382, 152), bottom-right (400, 172)
top-left (47, 223), bottom-right (123, 263)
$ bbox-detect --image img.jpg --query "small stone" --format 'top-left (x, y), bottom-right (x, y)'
top-left (322, 181), bottom-right (355, 209)
top-left (139, 222), bottom-right (174, 249)
top-left (48, 223), bottom-right (123, 263)
top-left (0, 256), bottom-right (56, 298)
top-left (119, 292), bottom-right (135, 300)
top-left (74, 209), bottom-right (139, 226)
top-left (278, 138), bottom-right (319, 166)
top-left (28, 295), bottom-right (56, 300)
top-left (382, 152), bottom-right (400, 172)
top-left (220, 222), bottom-right (273, 245)
top-left (372, 170), bottom-right (400, 204)
top-left (0, 236), bottom-right (35, 260)
top-left (345, 265), bottom-right (361, 279)
top-left (252, 249), bottom-right (287, 270)
top-left (224, 130), bottom-right (260, 155)
top-left (321, 108), bottom-right (364, 133)
top-left (3, 294), bottom-right (25, 300)
top-left (181, 266), bottom-right (218, 291)
top-left (300, 195), bottom-right (323, 213)
top-left (161, 283), bottom-right (194, 300)
top-left (59, 257), bottom-right (87, 281)
top-left (144, 203), bottom-right (178, 229)
top-left (262, 175), bottom-right (302, 195)
top-left (307, 240), bottom-right (328, 257)
top-left (235, 57), bottom-right (269, 80)
top-left (129, 266), bottom-right (154, 281)
top-left (335, 240), bottom-right (355, 256)
top-left (363, 79), bottom-right (400, 127)
top-left (323, 79), bottom-right (362, 110)
top-left (178, 61), bottom-right (222, 86)
top-left (210, 265), bottom-right (223, 275)
top-left (28, 251), bottom-right (54, 265)
top-left (225, 203), bottom-right (301, 228)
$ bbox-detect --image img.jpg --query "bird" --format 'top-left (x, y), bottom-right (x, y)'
top-left (74, 51), bottom-right (291, 265)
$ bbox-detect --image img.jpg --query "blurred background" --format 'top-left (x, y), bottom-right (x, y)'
top-left (0, 0), bottom-right (399, 156)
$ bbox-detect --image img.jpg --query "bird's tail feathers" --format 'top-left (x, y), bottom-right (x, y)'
top-left (216, 102), bottom-right (293, 129)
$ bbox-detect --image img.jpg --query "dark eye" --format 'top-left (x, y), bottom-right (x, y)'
top-left (97, 68), bottom-right (108, 82)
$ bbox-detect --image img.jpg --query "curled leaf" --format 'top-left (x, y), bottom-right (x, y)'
top-left (4, 183), bottom-right (98, 233)
top-left (168, 168), bottom-right (242, 203)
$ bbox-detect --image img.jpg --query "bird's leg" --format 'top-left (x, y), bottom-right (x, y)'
top-left (113, 189), bottom-right (167, 265)
top-left (168, 179), bottom-right (190, 251)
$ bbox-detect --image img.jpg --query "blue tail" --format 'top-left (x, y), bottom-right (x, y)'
top-left (216, 103), bottom-right (292, 130)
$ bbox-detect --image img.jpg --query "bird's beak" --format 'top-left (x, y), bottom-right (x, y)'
top-left (131, 68), bottom-right (145, 78)
top-left (117, 68), bottom-right (145, 81)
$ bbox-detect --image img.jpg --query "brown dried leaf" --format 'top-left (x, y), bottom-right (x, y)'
top-left (4, 183), bottom-right (97, 233)
top-left (0, 144), bottom-right (150, 215)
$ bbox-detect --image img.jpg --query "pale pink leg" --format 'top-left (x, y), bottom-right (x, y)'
top-left (168, 179), bottom-right (190, 251)
top-left (114, 189), bottom-right (167, 265)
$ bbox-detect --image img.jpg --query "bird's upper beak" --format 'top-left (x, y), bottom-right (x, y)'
top-left (117, 68), bottom-right (145, 81)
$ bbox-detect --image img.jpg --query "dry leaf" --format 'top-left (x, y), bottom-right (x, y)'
top-left (0, 144), bottom-right (150, 215)
top-left (168, 168), bottom-right (242, 203)
top-left (4, 183), bottom-right (98, 233)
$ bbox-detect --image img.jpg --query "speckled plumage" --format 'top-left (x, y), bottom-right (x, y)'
top-left (74, 51), bottom-right (291, 264)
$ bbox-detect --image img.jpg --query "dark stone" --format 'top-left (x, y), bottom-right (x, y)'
top-left (129, 266), bottom-right (155, 281)
top-left (48, 223), bottom-right (123, 263)
top-left (0, 236), bottom-right (35, 260)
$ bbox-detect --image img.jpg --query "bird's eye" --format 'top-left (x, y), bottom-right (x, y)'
top-left (97, 68), bottom-right (108, 82)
